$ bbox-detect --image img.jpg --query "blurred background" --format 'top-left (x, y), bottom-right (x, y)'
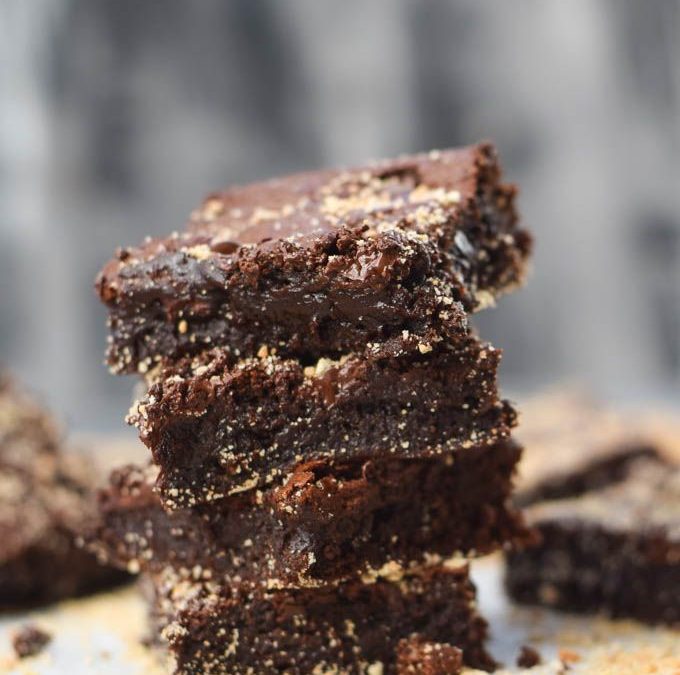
top-left (0, 0), bottom-right (678, 433)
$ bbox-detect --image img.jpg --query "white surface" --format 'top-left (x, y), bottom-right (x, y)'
top-left (0, 556), bottom-right (678, 674)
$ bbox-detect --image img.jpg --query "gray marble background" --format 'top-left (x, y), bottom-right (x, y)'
top-left (1, 0), bottom-right (678, 432)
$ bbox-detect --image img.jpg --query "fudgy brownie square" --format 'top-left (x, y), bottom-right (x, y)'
top-left (97, 143), bottom-right (531, 374)
top-left (144, 563), bottom-right (495, 674)
top-left (128, 331), bottom-right (515, 507)
top-left (506, 458), bottom-right (679, 625)
top-left (88, 439), bottom-right (530, 587)
top-left (0, 374), bottom-right (127, 607)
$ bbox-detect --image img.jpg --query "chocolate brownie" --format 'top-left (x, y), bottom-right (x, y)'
top-left (129, 331), bottom-right (514, 506)
top-left (97, 143), bottom-right (531, 374)
top-left (145, 563), bottom-right (495, 674)
top-left (88, 439), bottom-right (529, 586)
top-left (396, 636), bottom-right (463, 674)
top-left (505, 458), bottom-right (680, 625)
top-left (517, 440), bottom-right (662, 508)
top-left (0, 373), bottom-right (128, 607)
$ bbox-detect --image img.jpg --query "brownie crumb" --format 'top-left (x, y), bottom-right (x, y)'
top-left (12, 624), bottom-right (52, 658)
top-left (517, 644), bottom-right (542, 668)
top-left (558, 648), bottom-right (581, 666)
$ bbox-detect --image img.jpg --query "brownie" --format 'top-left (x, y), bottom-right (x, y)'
top-left (396, 636), bottom-right (463, 674)
top-left (88, 438), bottom-right (529, 586)
top-left (516, 440), bottom-right (662, 507)
top-left (97, 143), bottom-right (531, 374)
top-left (505, 458), bottom-right (680, 625)
top-left (516, 391), bottom-right (668, 506)
top-left (0, 373), bottom-right (128, 608)
top-left (129, 331), bottom-right (514, 506)
top-left (145, 563), bottom-right (495, 674)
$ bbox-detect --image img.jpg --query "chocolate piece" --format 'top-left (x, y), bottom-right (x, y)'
top-left (0, 374), bottom-right (128, 608)
top-left (97, 143), bottom-right (531, 374)
top-left (506, 459), bottom-right (680, 625)
top-left (12, 624), bottom-right (52, 659)
top-left (396, 636), bottom-right (463, 674)
top-left (130, 332), bottom-right (514, 507)
top-left (146, 563), bottom-right (495, 674)
top-left (88, 439), bottom-right (529, 586)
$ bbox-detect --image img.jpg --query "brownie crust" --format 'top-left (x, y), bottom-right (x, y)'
top-left (130, 331), bottom-right (514, 507)
top-left (88, 439), bottom-right (529, 586)
top-left (146, 563), bottom-right (495, 674)
top-left (97, 143), bottom-right (531, 374)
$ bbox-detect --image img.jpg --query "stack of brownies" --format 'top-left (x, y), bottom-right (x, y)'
top-left (90, 143), bottom-right (533, 673)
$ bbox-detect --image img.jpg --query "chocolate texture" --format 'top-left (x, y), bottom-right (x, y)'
top-left (396, 636), bottom-right (464, 674)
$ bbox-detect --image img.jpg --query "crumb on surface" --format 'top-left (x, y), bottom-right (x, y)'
top-left (558, 648), bottom-right (581, 665)
top-left (11, 624), bottom-right (52, 659)
top-left (517, 644), bottom-right (542, 668)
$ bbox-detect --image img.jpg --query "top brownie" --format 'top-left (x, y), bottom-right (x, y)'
top-left (97, 143), bottom-right (531, 374)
